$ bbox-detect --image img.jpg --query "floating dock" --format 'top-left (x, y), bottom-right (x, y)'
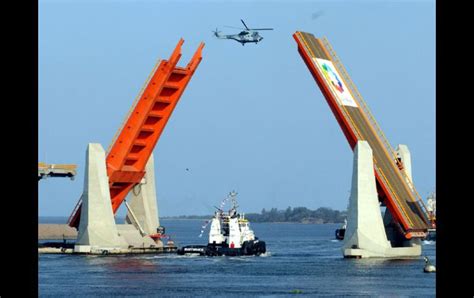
top-left (38, 224), bottom-right (177, 254)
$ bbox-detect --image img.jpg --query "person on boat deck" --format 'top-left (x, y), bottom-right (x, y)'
top-left (230, 242), bottom-right (235, 248)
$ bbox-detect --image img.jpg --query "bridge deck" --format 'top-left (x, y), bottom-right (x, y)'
top-left (294, 32), bottom-right (429, 237)
top-left (38, 162), bottom-right (77, 180)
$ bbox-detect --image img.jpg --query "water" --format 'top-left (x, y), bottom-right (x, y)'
top-left (39, 219), bottom-right (436, 296)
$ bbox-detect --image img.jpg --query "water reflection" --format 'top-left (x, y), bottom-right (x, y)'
top-left (84, 255), bottom-right (157, 272)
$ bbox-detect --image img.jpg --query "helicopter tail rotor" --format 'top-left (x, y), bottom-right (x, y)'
top-left (212, 28), bottom-right (222, 37)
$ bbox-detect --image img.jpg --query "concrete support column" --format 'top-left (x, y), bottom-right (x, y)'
top-left (342, 141), bottom-right (391, 257)
top-left (125, 153), bottom-right (160, 235)
top-left (342, 141), bottom-right (421, 258)
top-left (75, 143), bottom-right (128, 252)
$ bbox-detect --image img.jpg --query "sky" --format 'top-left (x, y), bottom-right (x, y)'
top-left (39, 0), bottom-right (435, 217)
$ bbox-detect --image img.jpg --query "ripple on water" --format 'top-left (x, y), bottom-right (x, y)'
top-left (39, 221), bottom-right (436, 296)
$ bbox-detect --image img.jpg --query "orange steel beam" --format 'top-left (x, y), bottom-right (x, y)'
top-left (293, 32), bottom-right (429, 239)
top-left (68, 39), bottom-right (204, 228)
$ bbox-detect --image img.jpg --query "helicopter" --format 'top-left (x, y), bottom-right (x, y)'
top-left (213, 19), bottom-right (273, 46)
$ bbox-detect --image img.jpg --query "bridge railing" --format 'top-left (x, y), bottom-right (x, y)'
top-left (296, 34), bottom-right (364, 146)
top-left (321, 37), bottom-right (431, 224)
top-left (318, 38), bottom-right (410, 224)
top-left (295, 33), bottom-right (416, 225)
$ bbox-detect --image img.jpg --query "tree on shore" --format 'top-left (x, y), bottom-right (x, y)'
top-left (163, 206), bottom-right (347, 223)
top-left (246, 206), bottom-right (346, 223)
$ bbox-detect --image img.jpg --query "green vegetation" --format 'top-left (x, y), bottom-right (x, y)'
top-left (245, 207), bottom-right (346, 224)
top-left (163, 207), bottom-right (346, 224)
top-left (162, 215), bottom-right (211, 220)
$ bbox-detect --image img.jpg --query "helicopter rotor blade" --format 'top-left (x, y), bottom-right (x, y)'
top-left (224, 25), bottom-right (245, 30)
top-left (249, 28), bottom-right (274, 31)
top-left (240, 19), bottom-right (250, 30)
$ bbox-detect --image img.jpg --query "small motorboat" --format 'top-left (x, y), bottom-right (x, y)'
top-left (335, 219), bottom-right (347, 240)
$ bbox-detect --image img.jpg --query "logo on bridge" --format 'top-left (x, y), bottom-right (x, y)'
top-left (313, 58), bottom-right (358, 108)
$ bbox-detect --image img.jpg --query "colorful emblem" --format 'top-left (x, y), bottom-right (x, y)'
top-left (314, 58), bottom-right (358, 108)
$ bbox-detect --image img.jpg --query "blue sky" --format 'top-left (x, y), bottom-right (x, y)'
top-left (39, 0), bottom-right (435, 217)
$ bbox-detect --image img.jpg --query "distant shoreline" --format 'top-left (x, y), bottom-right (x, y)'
top-left (39, 206), bottom-right (347, 224)
top-left (38, 217), bottom-right (342, 225)
top-left (159, 218), bottom-right (342, 224)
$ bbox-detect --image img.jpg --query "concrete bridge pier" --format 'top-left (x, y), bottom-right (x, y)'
top-left (73, 144), bottom-right (162, 254)
top-left (342, 141), bottom-right (421, 258)
top-left (125, 153), bottom-right (163, 248)
top-left (74, 144), bottom-right (129, 254)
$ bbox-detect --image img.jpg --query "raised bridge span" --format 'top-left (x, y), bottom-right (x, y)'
top-left (68, 39), bottom-right (204, 229)
top-left (293, 31), bottom-right (430, 239)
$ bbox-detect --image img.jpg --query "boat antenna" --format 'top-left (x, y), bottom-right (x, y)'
top-left (198, 193), bottom-right (232, 237)
top-left (230, 190), bottom-right (238, 210)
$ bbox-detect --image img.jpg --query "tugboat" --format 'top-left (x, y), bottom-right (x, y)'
top-left (177, 191), bottom-right (266, 256)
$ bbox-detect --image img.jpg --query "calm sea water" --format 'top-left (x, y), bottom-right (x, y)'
top-left (39, 219), bottom-right (436, 297)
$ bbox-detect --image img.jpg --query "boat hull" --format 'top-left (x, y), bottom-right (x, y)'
top-left (177, 240), bottom-right (266, 256)
top-left (335, 228), bottom-right (345, 240)
top-left (425, 228), bottom-right (436, 241)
